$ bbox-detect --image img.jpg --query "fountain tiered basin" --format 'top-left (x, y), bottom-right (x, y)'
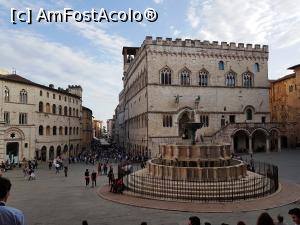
top-left (148, 144), bottom-right (247, 181)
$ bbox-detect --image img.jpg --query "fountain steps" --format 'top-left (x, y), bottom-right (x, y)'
top-left (125, 172), bottom-right (273, 200)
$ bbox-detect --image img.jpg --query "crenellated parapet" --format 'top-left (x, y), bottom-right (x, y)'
top-left (143, 36), bottom-right (268, 52)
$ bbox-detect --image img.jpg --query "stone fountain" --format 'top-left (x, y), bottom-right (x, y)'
top-left (124, 121), bottom-right (278, 202)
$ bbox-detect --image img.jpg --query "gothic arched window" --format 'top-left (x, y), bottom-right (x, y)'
top-left (4, 87), bottom-right (9, 102)
top-left (242, 72), bottom-right (253, 88)
top-left (39, 126), bottom-right (43, 135)
top-left (246, 108), bottom-right (253, 120)
top-left (199, 69), bottom-right (208, 86)
top-left (52, 104), bottom-right (57, 114)
top-left (39, 102), bottom-right (44, 112)
top-left (160, 67), bottom-right (172, 85)
top-left (180, 69), bottom-right (191, 85)
top-left (19, 89), bottom-right (28, 104)
top-left (46, 103), bottom-right (51, 113)
top-left (225, 72), bottom-right (236, 87)
top-left (218, 61), bottom-right (224, 70)
top-left (254, 63), bottom-right (260, 72)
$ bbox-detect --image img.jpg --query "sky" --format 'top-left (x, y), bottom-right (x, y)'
top-left (0, 0), bottom-right (299, 121)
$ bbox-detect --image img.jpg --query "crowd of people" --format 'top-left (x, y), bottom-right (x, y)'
top-left (2, 140), bottom-right (299, 225)
top-left (80, 209), bottom-right (300, 225)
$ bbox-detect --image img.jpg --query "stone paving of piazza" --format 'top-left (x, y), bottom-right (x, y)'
top-left (3, 150), bottom-right (300, 225)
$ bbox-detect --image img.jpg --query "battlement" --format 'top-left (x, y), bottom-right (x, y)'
top-left (68, 85), bottom-right (82, 89)
top-left (143, 36), bottom-right (268, 52)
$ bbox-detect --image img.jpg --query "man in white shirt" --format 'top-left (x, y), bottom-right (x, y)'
top-left (0, 177), bottom-right (25, 225)
top-left (289, 208), bottom-right (300, 225)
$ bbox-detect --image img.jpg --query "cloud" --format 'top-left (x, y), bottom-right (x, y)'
top-left (186, 0), bottom-right (300, 47)
top-left (0, 29), bottom-right (124, 119)
top-left (153, 0), bottom-right (164, 4)
top-left (185, 0), bottom-right (300, 79)
top-left (170, 25), bottom-right (181, 37)
top-left (69, 22), bottom-right (132, 60)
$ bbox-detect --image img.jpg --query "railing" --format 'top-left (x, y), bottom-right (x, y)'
top-left (123, 160), bottom-right (279, 202)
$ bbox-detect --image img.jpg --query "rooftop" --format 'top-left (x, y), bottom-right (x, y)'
top-left (0, 73), bottom-right (81, 99)
top-left (270, 73), bottom-right (296, 83)
top-left (288, 64), bottom-right (300, 70)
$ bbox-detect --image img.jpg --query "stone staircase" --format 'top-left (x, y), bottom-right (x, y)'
top-left (124, 169), bottom-right (275, 202)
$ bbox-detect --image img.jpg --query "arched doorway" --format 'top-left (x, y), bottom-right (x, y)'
top-left (6, 142), bottom-right (19, 164)
top-left (252, 129), bottom-right (268, 152)
top-left (63, 144), bottom-right (68, 154)
top-left (178, 111), bottom-right (191, 138)
top-left (233, 130), bottom-right (249, 153)
top-left (49, 146), bottom-right (55, 160)
top-left (281, 136), bottom-right (288, 148)
top-left (270, 129), bottom-right (279, 152)
top-left (56, 146), bottom-right (62, 157)
top-left (41, 146), bottom-right (47, 162)
top-left (69, 144), bottom-right (74, 157)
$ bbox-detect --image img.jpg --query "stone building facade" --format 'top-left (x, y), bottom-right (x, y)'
top-left (114, 36), bottom-right (282, 157)
top-left (92, 120), bottom-right (102, 139)
top-left (0, 73), bottom-right (82, 163)
top-left (107, 118), bottom-right (115, 141)
top-left (81, 106), bottom-right (93, 152)
top-left (270, 64), bottom-right (300, 148)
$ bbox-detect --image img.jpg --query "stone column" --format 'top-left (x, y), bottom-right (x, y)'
top-left (278, 136), bottom-right (282, 152)
top-left (0, 122), bottom-right (5, 162)
top-left (46, 148), bottom-right (49, 162)
top-left (266, 137), bottom-right (270, 153)
top-left (186, 146), bottom-right (190, 159)
top-left (230, 136), bottom-right (234, 153)
top-left (249, 136), bottom-right (253, 154)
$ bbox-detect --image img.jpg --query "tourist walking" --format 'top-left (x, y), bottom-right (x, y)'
top-left (98, 163), bottom-right (102, 175)
top-left (84, 169), bottom-right (90, 187)
top-left (103, 163), bottom-right (108, 175)
top-left (28, 168), bottom-right (36, 181)
top-left (91, 170), bottom-right (97, 187)
top-left (108, 169), bottom-right (114, 185)
top-left (64, 166), bottom-right (68, 177)
top-left (55, 162), bottom-right (60, 174)
top-left (0, 177), bottom-right (26, 225)
top-left (48, 161), bottom-right (52, 170)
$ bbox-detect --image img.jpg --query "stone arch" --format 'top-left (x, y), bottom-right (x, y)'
top-left (63, 144), bottom-right (68, 153)
top-left (269, 128), bottom-right (281, 152)
top-left (251, 128), bottom-right (269, 152)
top-left (250, 127), bottom-right (269, 137)
top-left (243, 105), bottom-right (255, 121)
top-left (232, 128), bottom-right (251, 137)
top-left (49, 146), bottom-right (55, 160)
top-left (4, 127), bottom-right (25, 140)
top-left (178, 110), bottom-right (194, 138)
top-left (76, 144), bottom-right (80, 156)
top-left (41, 146), bottom-right (47, 162)
top-left (232, 129), bottom-right (250, 153)
top-left (69, 144), bottom-right (74, 157)
top-left (243, 105), bottom-right (256, 113)
top-left (56, 146), bottom-right (62, 157)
